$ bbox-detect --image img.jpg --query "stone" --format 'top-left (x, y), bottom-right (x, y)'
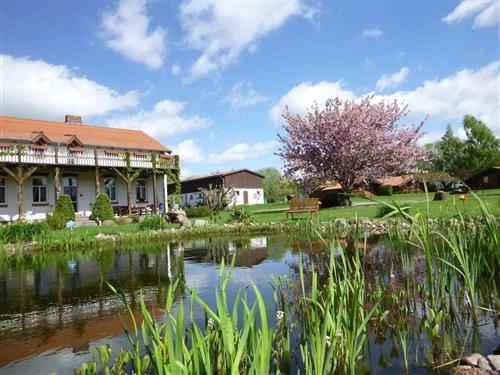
top-left (493, 345), bottom-right (500, 355)
top-left (194, 219), bottom-right (208, 227)
top-left (478, 357), bottom-right (493, 371)
top-left (487, 355), bottom-right (500, 372)
top-left (461, 354), bottom-right (485, 367)
top-left (102, 219), bottom-right (116, 226)
top-left (122, 217), bottom-right (133, 224)
top-left (175, 213), bottom-right (192, 228)
top-left (334, 218), bottom-right (349, 227)
top-left (455, 366), bottom-right (490, 375)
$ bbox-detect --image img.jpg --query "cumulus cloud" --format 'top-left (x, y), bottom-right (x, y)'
top-left (106, 100), bottom-right (211, 138)
top-left (375, 67), bottom-right (410, 91)
top-left (361, 27), bottom-right (383, 38)
top-left (209, 140), bottom-right (278, 165)
top-left (223, 80), bottom-right (267, 113)
top-left (178, 0), bottom-right (316, 82)
top-left (442, 0), bottom-right (498, 28)
top-left (100, 0), bottom-right (166, 69)
top-left (173, 139), bottom-right (204, 163)
top-left (0, 54), bottom-right (138, 120)
top-left (269, 81), bottom-right (355, 123)
top-left (271, 62), bottom-right (500, 136)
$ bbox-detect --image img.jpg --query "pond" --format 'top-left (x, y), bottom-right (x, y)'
top-left (0, 234), bottom-right (498, 374)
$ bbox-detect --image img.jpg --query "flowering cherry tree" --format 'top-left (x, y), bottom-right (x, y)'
top-left (278, 96), bottom-right (426, 203)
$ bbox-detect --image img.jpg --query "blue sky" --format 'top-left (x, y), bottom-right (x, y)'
top-left (1, 0), bottom-right (499, 178)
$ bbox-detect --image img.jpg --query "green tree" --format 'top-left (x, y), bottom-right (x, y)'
top-left (428, 124), bottom-right (465, 176)
top-left (257, 167), bottom-right (297, 203)
top-left (462, 115), bottom-right (500, 176)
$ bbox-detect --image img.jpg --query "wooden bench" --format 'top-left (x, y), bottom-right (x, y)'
top-left (286, 198), bottom-right (321, 219)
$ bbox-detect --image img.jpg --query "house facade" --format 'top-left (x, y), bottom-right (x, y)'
top-left (0, 115), bottom-right (176, 221)
top-left (464, 166), bottom-right (500, 190)
top-left (168, 169), bottom-right (265, 208)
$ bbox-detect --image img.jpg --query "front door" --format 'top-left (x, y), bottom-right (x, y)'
top-left (63, 176), bottom-right (78, 211)
top-left (243, 191), bottom-right (249, 204)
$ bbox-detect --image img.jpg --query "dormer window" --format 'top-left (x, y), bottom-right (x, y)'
top-left (30, 132), bottom-right (50, 154)
top-left (65, 135), bottom-right (84, 153)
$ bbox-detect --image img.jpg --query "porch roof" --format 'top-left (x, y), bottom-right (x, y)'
top-left (0, 116), bottom-right (169, 152)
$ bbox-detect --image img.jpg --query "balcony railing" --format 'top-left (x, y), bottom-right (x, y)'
top-left (0, 145), bottom-right (175, 170)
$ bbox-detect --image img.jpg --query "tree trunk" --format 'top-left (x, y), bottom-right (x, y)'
top-left (17, 181), bottom-right (23, 220)
top-left (54, 167), bottom-right (61, 198)
top-left (127, 180), bottom-right (132, 215)
top-left (95, 167), bottom-right (100, 197)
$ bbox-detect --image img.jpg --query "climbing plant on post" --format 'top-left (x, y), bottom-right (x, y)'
top-left (113, 152), bottom-right (142, 215)
top-left (2, 164), bottom-right (39, 220)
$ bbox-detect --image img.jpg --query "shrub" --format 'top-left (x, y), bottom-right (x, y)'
top-left (90, 194), bottom-right (114, 222)
top-left (46, 211), bottom-right (68, 229)
top-left (433, 191), bottom-right (449, 201)
top-left (228, 206), bottom-right (253, 223)
top-left (139, 215), bottom-right (167, 231)
top-left (115, 216), bottom-right (129, 225)
top-left (0, 221), bottom-right (49, 243)
top-left (378, 185), bottom-right (393, 196)
top-left (128, 214), bottom-right (140, 223)
top-left (319, 192), bottom-right (351, 208)
top-left (185, 205), bottom-right (212, 218)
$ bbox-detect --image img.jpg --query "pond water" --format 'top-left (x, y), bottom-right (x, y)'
top-left (0, 234), bottom-right (497, 374)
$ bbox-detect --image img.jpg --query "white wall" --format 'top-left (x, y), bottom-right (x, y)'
top-left (0, 170), bottom-right (168, 221)
top-left (178, 187), bottom-right (264, 208)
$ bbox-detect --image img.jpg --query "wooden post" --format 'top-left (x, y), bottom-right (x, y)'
top-left (2, 165), bottom-right (38, 220)
top-left (152, 172), bottom-right (157, 213)
top-left (113, 167), bottom-right (142, 215)
top-left (95, 167), bottom-right (100, 196)
top-left (54, 167), bottom-right (61, 198)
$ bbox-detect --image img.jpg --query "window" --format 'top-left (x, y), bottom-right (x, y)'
top-left (136, 180), bottom-right (147, 202)
top-left (32, 177), bottom-right (48, 203)
top-left (0, 178), bottom-right (5, 204)
top-left (104, 178), bottom-right (117, 202)
top-left (483, 176), bottom-right (489, 183)
top-left (189, 194), bottom-right (193, 200)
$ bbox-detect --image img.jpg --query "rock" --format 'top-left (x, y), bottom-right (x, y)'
top-left (334, 218), bottom-right (349, 227)
top-left (175, 213), bottom-right (192, 228)
top-left (487, 355), bottom-right (500, 372)
top-left (193, 219), bottom-right (208, 227)
top-left (123, 217), bottom-right (133, 224)
top-left (433, 191), bottom-right (448, 201)
top-left (462, 354), bottom-right (485, 367)
top-left (102, 219), bottom-right (116, 226)
top-left (455, 365), bottom-right (490, 375)
top-left (478, 357), bottom-right (493, 371)
top-left (493, 345), bottom-right (500, 355)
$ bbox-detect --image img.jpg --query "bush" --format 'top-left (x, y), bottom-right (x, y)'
top-left (46, 194), bottom-right (76, 229)
top-left (90, 194), bottom-right (114, 222)
top-left (228, 206), bottom-right (253, 223)
top-left (46, 211), bottom-right (68, 229)
top-left (185, 205), bottom-right (212, 218)
top-left (378, 185), bottom-right (393, 196)
top-left (433, 191), bottom-right (449, 201)
top-left (115, 216), bottom-right (129, 225)
top-left (0, 221), bottom-right (49, 243)
top-left (128, 214), bottom-right (140, 223)
top-left (139, 215), bottom-right (167, 231)
top-left (318, 192), bottom-right (351, 208)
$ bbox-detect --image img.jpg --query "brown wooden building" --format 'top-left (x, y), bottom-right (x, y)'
top-left (464, 166), bottom-right (500, 190)
top-left (168, 169), bottom-right (264, 207)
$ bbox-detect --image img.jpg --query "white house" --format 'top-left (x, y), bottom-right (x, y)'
top-left (0, 115), bottom-right (176, 221)
top-left (168, 169), bottom-right (265, 208)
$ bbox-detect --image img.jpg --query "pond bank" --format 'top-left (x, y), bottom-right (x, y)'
top-left (1, 215), bottom-right (497, 256)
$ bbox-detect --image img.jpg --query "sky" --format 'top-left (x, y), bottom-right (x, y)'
top-left (1, 0), bottom-right (499, 179)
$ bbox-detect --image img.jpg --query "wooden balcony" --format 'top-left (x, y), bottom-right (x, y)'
top-left (0, 145), bottom-right (175, 170)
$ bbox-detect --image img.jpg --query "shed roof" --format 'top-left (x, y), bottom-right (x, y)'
top-left (0, 116), bottom-right (169, 152)
top-left (171, 169), bottom-right (264, 184)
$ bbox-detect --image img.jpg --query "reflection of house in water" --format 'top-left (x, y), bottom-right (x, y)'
top-left (182, 236), bottom-right (268, 267)
top-left (0, 247), bottom-right (183, 367)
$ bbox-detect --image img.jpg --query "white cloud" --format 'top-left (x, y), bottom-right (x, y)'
top-left (174, 139), bottom-right (204, 163)
top-left (100, 0), bottom-right (166, 69)
top-left (361, 27), bottom-right (383, 38)
top-left (171, 64), bottom-right (181, 76)
top-left (380, 62), bottom-right (500, 135)
top-left (269, 81), bottom-right (355, 123)
top-left (473, 2), bottom-right (500, 28)
top-left (106, 99), bottom-right (211, 139)
top-left (442, 0), bottom-right (498, 28)
top-left (417, 131), bottom-right (444, 146)
top-left (375, 67), bottom-right (410, 91)
top-left (223, 80), bottom-right (267, 113)
top-left (178, 0), bottom-right (316, 82)
top-left (209, 140), bottom-right (278, 165)
top-left (0, 54), bottom-right (138, 120)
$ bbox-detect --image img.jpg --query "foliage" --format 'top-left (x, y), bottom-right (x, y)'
top-left (198, 184), bottom-right (233, 213)
top-left (378, 184), bottom-right (393, 196)
top-left (257, 167), bottom-right (297, 203)
top-left (90, 194), bottom-right (114, 222)
top-left (376, 203), bottom-right (411, 218)
top-left (228, 206), bottom-right (253, 223)
top-left (114, 216), bottom-right (129, 225)
top-left (433, 191), bottom-right (448, 201)
top-left (168, 194), bottom-right (182, 207)
top-left (54, 194), bottom-right (76, 221)
top-left (278, 95), bottom-right (426, 196)
top-left (185, 205), bottom-right (212, 218)
top-left (139, 215), bottom-right (167, 231)
top-left (46, 211), bottom-right (69, 230)
top-left (426, 116), bottom-right (500, 178)
top-left (0, 221), bottom-right (49, 243)
top-left (127, 214), bottom-right (140, 223)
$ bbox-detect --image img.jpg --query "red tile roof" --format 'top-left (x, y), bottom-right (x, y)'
top-left (0, 116), bottom-right (169, 152)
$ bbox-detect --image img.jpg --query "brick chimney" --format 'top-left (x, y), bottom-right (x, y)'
top-left (65, 115), bottom-right (82, 124)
